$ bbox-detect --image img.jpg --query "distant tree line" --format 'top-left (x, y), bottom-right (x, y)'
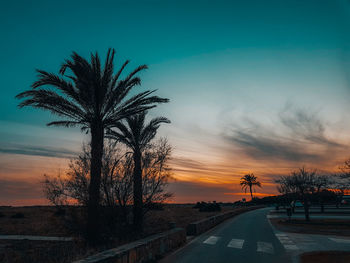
top-left (193, 201), bottom-right (221, 212)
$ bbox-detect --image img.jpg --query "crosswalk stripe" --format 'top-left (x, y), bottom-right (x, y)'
top-left (201, 233), bottom-right (301, 254)
top-left (275, 233), bottom-right (299, 251)
top-left (257, 241), bottom-right (274, 254)
top-left (329, 237), bottom-right (350, 244)
top-left (203, 236), bottom-right (221, 245)
top-left (227, 239), bottom-right (244, 249)
top-left (275, 233), bottom-right (288, 237)
top-left (283, 244), bottom-right (299, 250)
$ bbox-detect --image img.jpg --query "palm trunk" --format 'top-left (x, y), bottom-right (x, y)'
top-left (249, 185), bottom-right (253, 200)
top-left (133, 149), bottom-right (143, 233)
top-left (87, 122), bottom-right (104, 244)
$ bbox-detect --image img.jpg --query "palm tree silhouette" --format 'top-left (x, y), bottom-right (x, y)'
top-left (15, 49), bottom-right (168, 243)
top-left (240, 173), bottom-right (262, 200)
top-left (107, 111), bottom-right (170, 232)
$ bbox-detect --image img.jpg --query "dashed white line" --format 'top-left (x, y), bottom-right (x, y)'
top-left (227, 238), bottom-right (244, 249)
top-left (203, 236), bottom-right (221, 245)
top-left (257, 241), bottom-right (274, 254)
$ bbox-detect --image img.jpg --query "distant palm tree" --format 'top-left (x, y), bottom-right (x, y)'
top-left (240, 173), bottom-right (262, 200)
top-left (107, 111), bottom-right (170, 232)
top-left (15, 49), bottom-right (168, 243)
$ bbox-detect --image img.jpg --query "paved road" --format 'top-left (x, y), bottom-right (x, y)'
top-left (161, 208), bottom-right (291, 263)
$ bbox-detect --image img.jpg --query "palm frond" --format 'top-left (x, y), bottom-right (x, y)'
top-left (47, 121), bottom-right (85, 127)
top-left (16, 49), bottom-right (169, 138)
top-left (32, 70), bottom-right (88, 111)
top-left (16, 89), bottom-right (85, 120)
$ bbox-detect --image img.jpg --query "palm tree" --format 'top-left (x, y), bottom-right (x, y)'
top-left (240, 173), bottom-right (262, 200)
top-left (15, 49), bottom-right (169, 243)
top-left (107, 111), bottom-right (170, 232)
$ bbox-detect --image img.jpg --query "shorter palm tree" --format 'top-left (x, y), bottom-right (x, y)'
top-left (240, 173), bottom-right (261, 200)
top-left (107, 111), bottom-right (170, 232)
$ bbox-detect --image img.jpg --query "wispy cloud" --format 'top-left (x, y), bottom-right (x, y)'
top-left (0, 143), bottom-right (77, 159)
top-left (279, 104), bottom-right (343, 148)
top-left (223, 104), bottom-right (347, 164)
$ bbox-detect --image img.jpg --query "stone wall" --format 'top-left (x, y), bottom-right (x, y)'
top-left (186, 206), bottom-right (262, 236)
top-left (73, 227), bottom-right (186, 263)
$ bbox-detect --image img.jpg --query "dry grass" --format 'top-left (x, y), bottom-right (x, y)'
top-left (300, 251), bottom-right (350, 263)
top-left (0, 206), bottom-right (74, 236)
top-left (270, 218), bottom-right (350, 237)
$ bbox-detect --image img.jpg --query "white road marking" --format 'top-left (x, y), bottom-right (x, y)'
top-left (275, 233), bottom-right (288, 237)
top-left (275, 233), bottom-right (299, 251)
top-left (227, 239), bottom-right (244, 249)
top-left (257, 241), bottom-right (274, 254)
top-left (283, 244), bottom-right (299, 250)
top-left (329, 237), bottom-right (350, 244)
top-left (203, 236), bottom-right (221, 245)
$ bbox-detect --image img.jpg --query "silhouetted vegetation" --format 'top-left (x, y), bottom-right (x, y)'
top-left (193, 201), bottom-right (221, 212)
top-left (42, 138), bottom-right (172, 238)
top-left (16, 49), bottom-right (169, 244)
top-left (246, 190), bottom-right (339, 207)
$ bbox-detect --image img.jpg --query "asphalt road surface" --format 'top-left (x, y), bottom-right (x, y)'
top-left (161, 208), bottom-right (292, 263)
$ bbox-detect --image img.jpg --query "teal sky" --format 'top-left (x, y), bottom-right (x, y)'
top-left (1, 0), bottom-right (350, 204)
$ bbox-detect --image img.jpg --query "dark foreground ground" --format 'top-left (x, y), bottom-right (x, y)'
top-left (0, 204), bottom-right (236, 263)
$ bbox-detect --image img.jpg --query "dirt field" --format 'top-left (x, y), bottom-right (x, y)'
top-left (0, 206), bottom-right (72, 236)
top-left (270, 218), bottom-right (350, 237)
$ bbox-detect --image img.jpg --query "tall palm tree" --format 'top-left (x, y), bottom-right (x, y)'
top-left (107, 111), bottom-right (170, 232)
top-left (240, 173), bottom-right (261, 200)
top-left (15, 49), bottom-right (169, 243)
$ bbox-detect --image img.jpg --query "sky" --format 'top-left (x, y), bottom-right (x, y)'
top-left (1, 0), bottom-right (350, 205)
